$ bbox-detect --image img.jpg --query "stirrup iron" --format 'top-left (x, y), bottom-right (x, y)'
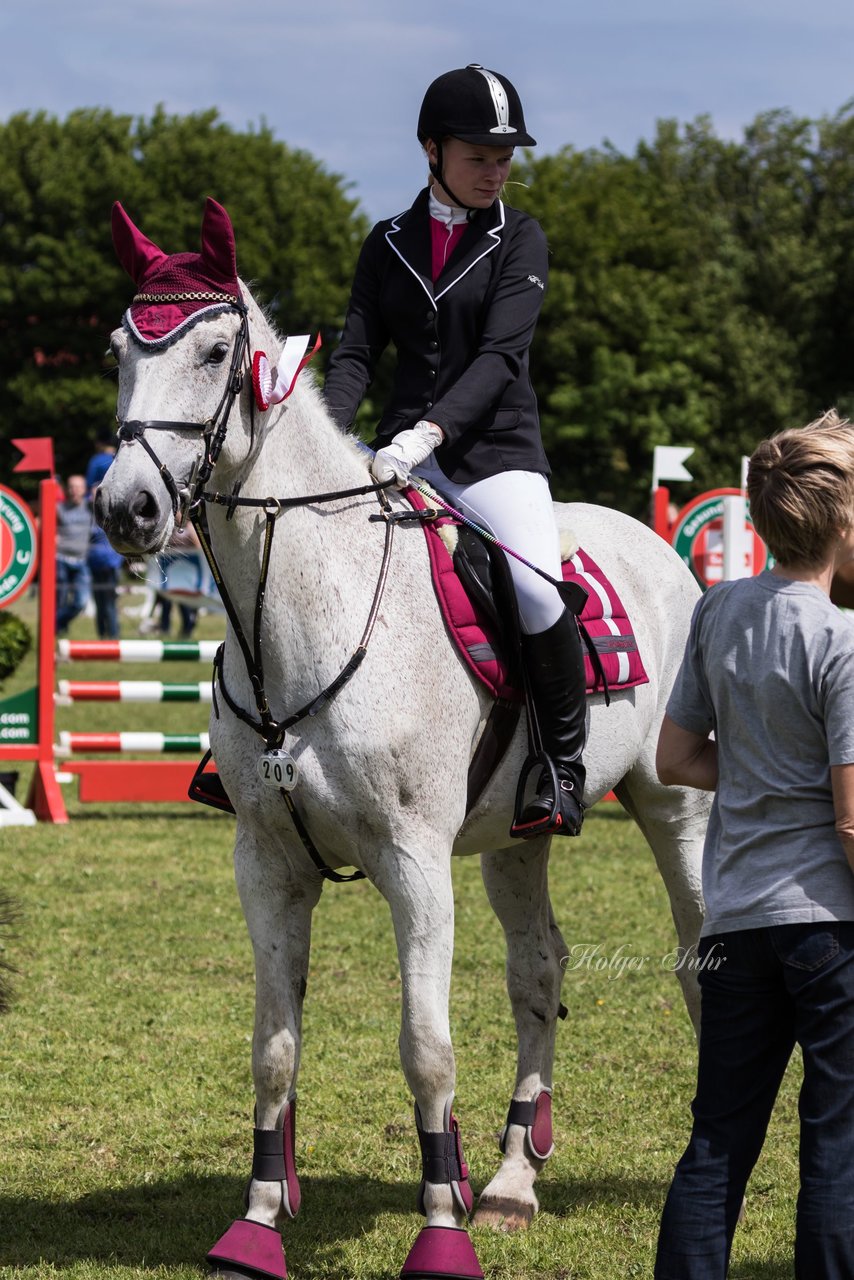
top-left (510, 750), bottom-right (584, 839)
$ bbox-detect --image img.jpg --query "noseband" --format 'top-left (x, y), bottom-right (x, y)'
top-left (116, 303), bottom-right (250, 526)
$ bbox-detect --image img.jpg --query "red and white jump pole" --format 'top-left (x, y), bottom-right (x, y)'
top-left (57, 731), bottom-right (211, 754)
top-left (54, 639), bottom-right (221, 809)
top-left (57, 680), bottom-right (213, 704)
top-left (58, 638), bottom-right (221, 663)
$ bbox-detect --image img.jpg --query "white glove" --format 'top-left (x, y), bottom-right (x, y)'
top-left (371, 421), bottom-right (444, 487)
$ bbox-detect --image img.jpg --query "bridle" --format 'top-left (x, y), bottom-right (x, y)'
top-left (116, 302), bottom-right (251, 528)
top-left (114, 298), bottom-right (427, 883)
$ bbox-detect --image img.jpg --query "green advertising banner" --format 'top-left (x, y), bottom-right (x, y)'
top-left (0, 686), bottom-right (38, 745)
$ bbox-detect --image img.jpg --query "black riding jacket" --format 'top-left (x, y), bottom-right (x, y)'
top-left (323, 187), bottom-right (551, 484)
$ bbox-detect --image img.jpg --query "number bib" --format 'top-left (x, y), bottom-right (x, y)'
top-left (257, 749), bottom-right (299, 791)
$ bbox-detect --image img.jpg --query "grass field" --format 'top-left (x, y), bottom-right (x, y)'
top-left (0, 605), bottom-right (801, 1279)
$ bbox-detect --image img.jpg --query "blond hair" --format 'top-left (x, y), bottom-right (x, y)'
top-left (747, 410), bottom-right (854, 567)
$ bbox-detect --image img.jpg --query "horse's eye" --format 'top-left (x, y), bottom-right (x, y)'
top-left (207, 342), bottom-right (229, 365)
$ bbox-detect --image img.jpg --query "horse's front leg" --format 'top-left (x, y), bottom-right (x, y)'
top-left (207, 823), bottom-right (322, 1280)
top-left (378, 846), bottom-right (484, 1280)
top-left (474, 837), bottom-right (565, 1232)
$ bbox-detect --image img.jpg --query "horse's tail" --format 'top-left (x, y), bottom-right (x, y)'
top-left (0, 895), bottom-right (20, 1014)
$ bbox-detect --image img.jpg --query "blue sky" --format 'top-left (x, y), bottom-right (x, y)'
top-left (2, 0), bottom-right (853, 222)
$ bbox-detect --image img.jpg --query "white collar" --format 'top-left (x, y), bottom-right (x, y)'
top-left (429, 188), bottom-right (468, 227)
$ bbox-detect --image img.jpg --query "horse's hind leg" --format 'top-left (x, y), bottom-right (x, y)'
top-left (474, 837), bottom-right (565, 1231)
top-left (207, 823), bottom-right (321, 1277)
top-left (614, 772), bottom-right (707, 1035)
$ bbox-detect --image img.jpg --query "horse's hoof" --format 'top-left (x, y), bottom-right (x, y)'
top-left (206, 1219), bottom-right (286, 1280)
top-left (400, 1225), bottom-right (483, 1279)
top-left (471, 1196), bottom-right (535, 1232)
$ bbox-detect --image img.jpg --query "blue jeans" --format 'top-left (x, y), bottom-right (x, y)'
top-left (655, 923), bottom-right (854, 1280)
top-left (55, 558), bottom-right (91, 634)
top-left (89, 565), bottom-right (120, 639)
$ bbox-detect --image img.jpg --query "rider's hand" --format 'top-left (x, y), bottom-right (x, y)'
top-left (371, 421), bottom-right (444, 487)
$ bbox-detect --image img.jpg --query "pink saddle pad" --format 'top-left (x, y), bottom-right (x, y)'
top-left (405, 489), bottom-right (649, 702)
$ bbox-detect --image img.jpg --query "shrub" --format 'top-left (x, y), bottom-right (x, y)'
top-left (0, 612), bottom-right (33, 686)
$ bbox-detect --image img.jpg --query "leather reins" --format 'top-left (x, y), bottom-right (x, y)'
top-left (115, 303), bottom-right (423, 883)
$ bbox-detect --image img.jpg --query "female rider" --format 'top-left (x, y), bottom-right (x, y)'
top-left (323, 63), bottom-right (586, 838)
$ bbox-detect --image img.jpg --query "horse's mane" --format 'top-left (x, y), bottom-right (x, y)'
top-left (246, 284), bottom-right (282, 343)
top-left (241, 280), bottom-right (371, 470)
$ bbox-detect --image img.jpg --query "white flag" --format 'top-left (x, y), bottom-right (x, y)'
top-left (652, 445), bottom-right (694, 490)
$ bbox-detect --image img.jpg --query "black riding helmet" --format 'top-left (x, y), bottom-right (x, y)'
top-left (417, 63), bottom-right (536, 212)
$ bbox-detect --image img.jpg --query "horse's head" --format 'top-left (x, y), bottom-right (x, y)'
top-left (96, 198), bottom-right (258, 554)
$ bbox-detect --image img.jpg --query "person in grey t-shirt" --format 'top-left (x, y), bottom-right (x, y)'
top-left (654, 410), bottom-right (854, 1280)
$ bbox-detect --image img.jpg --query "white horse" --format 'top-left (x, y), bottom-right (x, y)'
top-left (97, 200), bottom-right (708, 1280)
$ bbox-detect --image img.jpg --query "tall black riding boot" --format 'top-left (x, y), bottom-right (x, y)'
top-left (513, 609), bottom-right (587, 838)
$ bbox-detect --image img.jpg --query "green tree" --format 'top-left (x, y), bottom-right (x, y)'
top-left (0, 108), bottom-right (367, 481)
top-left (332, 104), bottom-right (849, 513)
top-left (513, 116), bottom-right (810, 514)
top-left (5, 102), bottom-right (853, 517)
top-left (803, 101), bottom-right (854, 418)
top-left (0, 109), bottom-right (137, 478)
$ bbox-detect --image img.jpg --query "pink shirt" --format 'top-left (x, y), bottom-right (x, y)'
top-left (429, 190), bottom-right (468, 282)
top-left (430, 219), bottom-right (466, 281)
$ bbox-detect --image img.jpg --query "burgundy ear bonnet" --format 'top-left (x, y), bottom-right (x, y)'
top-left (112, 198), bottom-right (243, 345)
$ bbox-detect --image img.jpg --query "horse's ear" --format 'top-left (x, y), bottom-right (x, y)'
top-left (200, 198), bottom-right (238, 284)
top-left (111, 202), bottom-right (169, 284)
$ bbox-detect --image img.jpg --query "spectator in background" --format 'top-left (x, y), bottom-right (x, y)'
top-left (85, 426), bottom-right (117, 492)
top-left (85, 427), bottom-right (124, 638)
top-left (156, 523), bottom-right (202, 638)
top-left (55, 475), bottom-right (93, 635)
top-left (87, 502), bottom-right (123, 640)
top-left (84, 430), bottom-right (128, 640)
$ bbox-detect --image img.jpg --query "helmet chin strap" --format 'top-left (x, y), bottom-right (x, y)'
top-left (429, 140), bottom-right (478, 220)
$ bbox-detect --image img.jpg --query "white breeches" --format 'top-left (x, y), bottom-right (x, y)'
top-left (414, 457), bottom-right (564, 635)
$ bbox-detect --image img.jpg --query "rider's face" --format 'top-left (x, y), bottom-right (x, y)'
top-left (426, 137), bottom-right (514, 209)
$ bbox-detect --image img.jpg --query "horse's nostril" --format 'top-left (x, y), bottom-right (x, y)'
top-left (131, 489), bottom-right (160, 523)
